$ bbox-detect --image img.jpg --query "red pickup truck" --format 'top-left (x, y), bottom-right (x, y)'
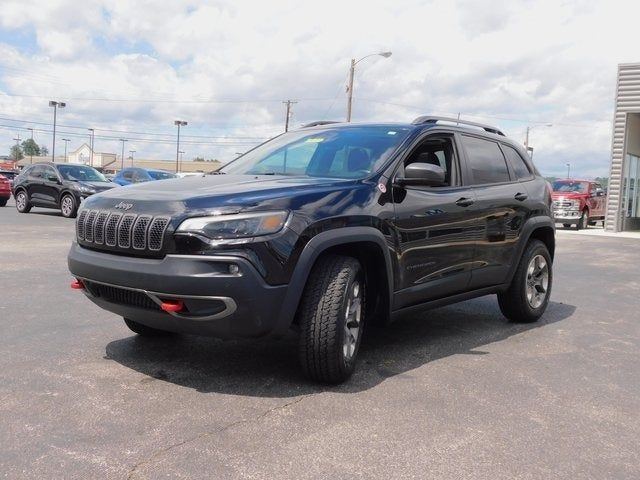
top-left (552, 179), bottom-right (606, 230)
top-left (0, 174), bottom-right (12, 207)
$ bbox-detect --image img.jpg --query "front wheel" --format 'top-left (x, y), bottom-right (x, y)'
top-left (298, 254), bottom-right (364, 384)
top-left (15, 190), bottom-right (31, 213)
top-left (575, 210), bottom-right (588, 230)
top-left (498, 240), bottom-right (552, 323)
top-left (60, 193), bottom-right (78, 218)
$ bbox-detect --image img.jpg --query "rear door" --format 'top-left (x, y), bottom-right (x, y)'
top-left (459, 135), bottom-right (532, 289)
top-left (391, 132), bottom-right (478, 309)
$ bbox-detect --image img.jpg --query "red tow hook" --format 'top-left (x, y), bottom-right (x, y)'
top-left (160, 300), bottom-right (184, 313)
top-left (70, 279), bottom-right (85, 290)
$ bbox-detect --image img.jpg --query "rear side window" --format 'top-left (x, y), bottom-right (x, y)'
top-left (461, 135), bottom-right (510, 184)
top-left (502, 145), bottom-right (532, 180)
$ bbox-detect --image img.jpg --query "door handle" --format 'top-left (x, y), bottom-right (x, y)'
top-left (514, 192), bottom-right (528, 201)
top-left (455, 197), bottom-right (474, 207)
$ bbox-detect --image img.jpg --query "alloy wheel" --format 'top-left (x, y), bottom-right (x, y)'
top-left (61, 196), bottom-right (74, 217)
top-left (343, 280), bottom-right (362, 360)
top-left (525, 254), bottom-right (549, 309)
top-left (16, 192), bottom-right (26, 210)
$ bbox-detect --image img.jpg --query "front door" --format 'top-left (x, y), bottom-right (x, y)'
top-left (391, 133), bottom-right (477, 310)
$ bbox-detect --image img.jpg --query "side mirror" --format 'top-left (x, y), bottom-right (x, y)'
top-left (396, 162), bottom-right (446, 187)
top-left (47, 174), bottom-right (60, 183)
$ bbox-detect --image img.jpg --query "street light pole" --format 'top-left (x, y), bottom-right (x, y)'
top-left (61, 138), bottom-right (70, 162)
top-left (49, 100), bottom-right (66, 162)
top-left (120, 138), bottom-right (127, 170)
top-left (88, 128), bottom-right (95, 166)
top-left (566, 163), bottom-right (571, 179)
top-left (524, 123), bottom-right (552, 152)
top-left (129, 150), bottom-right (136, 167)
top-left (345, 51), bottom-right (392, 122)
top-left (179, 150), bottom-right (185, 172)
top-left (174, 120), bottom-right (187, 173)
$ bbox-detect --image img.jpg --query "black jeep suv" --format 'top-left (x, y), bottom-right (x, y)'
top-left (68, 117), bottom-right (555, 383)
top-left (13, 162), bottom-right (115, 218)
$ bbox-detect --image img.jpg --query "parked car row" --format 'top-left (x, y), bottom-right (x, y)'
top-left (6, 163), bottom-right (181, 217)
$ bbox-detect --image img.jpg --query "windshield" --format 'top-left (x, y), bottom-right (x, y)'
top-left (148, 170), bottom-right (177, 180)
top-left (553, 181), bottom-right (588, 193)
top-left (220, 126), bottom-right (412, 178)
top-left (58, 165), bottom-right (107, 182)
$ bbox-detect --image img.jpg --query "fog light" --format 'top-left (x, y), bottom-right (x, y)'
top-left (229, 264), bottom-right (240, 275)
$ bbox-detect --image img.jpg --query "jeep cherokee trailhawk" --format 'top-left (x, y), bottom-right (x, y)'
top-left (68, 117), bottom-right (555, 383)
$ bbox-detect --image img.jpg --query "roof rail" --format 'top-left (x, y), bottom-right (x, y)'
top-left (301, 120), bottom-right (340, 128)
top-left (412, 116), bottom-right (505, 136)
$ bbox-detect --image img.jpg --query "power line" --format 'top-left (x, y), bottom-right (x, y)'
top-left (0, 116), bottom-right (270, 140)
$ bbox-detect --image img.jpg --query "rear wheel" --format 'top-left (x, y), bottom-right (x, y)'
top-left (60, 193), bottom-right (78, 218)
top-left (123, 318), bottom-right (171, 336)
top-left (498, 240), bottom-right (552, 323)
top-left (298, 254), bottom-right (364, 384)
top-left (0, 198), bottom-right (7, 207)
top-left (15, 190), bottom-right (31, 213)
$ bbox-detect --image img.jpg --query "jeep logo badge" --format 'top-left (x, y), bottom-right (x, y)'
top-left (114, 201), bottom-right (134, 211)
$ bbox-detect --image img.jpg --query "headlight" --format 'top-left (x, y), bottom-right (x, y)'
top-left (176, 211), bottom-right (289, 239)
top-left (77, 185), bottom-right (96, 194)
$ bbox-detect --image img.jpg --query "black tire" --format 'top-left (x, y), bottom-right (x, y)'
top-left (575, 210), bottom-right (588, 230)
top-left (15, 190), bottom-right (31, 213)
top-left (562, 223), bottom-right (571, 228)
top-left (123, 318), bottom-right (171, 336)
top-left (60, 193), bottom-right (78, 218)
top-left (298, 254), bottom-right (365, 384)
top-left (0, 198), bottom-right (7, 207)
top-left (588, 221), bottom-right (596, 226)
top-left (497, 240), bottom-right (552, 323)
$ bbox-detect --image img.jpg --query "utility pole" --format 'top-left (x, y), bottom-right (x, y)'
top-left (61, 138), bottom-right (70, 162)
top-left (179, 150), bottom-right (185, 171)
top-left (566, 163), bottom-right (571, 179)
top-left (120, 138), bottom-right (127, 170)
top-left (129, 150), bottom-right (136, 167)
top-left (28, 128), bottom-right (34, 163)
top-left (524, 126), bottom-right (530, 150)
top-left (282, 100), bottom-right (298, 132)
top-left (174, 120), bottom-right (187, 173)
top-left (346, 58), bottom-right (356, 123)
top-left (49, 100), bottom-right (66, 162)
top-left (88, 128), bottom-right (95, 166)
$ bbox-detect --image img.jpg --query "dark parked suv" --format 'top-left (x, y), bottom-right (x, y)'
top-left (68, 117), bottom-right (555, 383)
top-left (13, 162), bottom-right (115, 218)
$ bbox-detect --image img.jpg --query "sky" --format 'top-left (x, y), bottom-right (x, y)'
top-left (0, 0), bottom-right (639, 177)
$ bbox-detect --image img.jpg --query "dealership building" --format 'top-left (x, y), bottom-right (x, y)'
top-left (607, 63), bottom-right (640, 231)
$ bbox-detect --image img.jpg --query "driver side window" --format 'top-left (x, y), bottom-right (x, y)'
top-left (403, 135), bottom-right (456, 186)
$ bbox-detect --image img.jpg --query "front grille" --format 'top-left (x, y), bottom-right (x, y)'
top-left (77, 209), bottom-right (170, 255)
top-left (553, 200), bottom-right (574, 209)
top-left (84, 281), bottom-right (160, 311)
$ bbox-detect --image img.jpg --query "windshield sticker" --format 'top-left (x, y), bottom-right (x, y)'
top-left (305, 138), bottom-right (324, 143)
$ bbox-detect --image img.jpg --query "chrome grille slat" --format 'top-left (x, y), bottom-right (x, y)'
top-left (117, 214), bottom-right (136, 248)
top-left (94, 212), bottom-right (109, 244)
top-left (105, 212), bottom-right (122, 247)
top-left (77, 209), bottom-right (169, 254)
top-left (84, 211), bottom-right (98, 242)
top-left (132, 215), bottom-right (152, 250)
top-left (148, 217), bottom-right (170, 251)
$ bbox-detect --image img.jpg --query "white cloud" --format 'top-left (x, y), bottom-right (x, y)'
top-left (0, 0), bottom-right (639, 175)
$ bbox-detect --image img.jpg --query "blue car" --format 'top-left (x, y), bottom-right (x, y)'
top-left (112, 168), bottom-right (177, 186)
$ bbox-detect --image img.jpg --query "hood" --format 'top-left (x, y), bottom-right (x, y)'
top-left (80, 174), bottom-right (362, 216)
top-left (80, 181), bottom-right (116, 191)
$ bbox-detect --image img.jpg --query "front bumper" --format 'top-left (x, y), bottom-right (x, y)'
top-left (553, 209), bottom-right (581, 224)
top-left (68, 242), bottom-right (289, 338)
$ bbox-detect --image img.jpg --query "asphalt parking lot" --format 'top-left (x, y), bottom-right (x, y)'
top-left (1, 200), bottom-right (639, 480)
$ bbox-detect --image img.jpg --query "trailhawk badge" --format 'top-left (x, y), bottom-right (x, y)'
top-left (114, 201), bottom-right (134, 211)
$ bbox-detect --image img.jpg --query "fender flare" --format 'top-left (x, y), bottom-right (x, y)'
top-left (273, 226), bottom-right (394, 334)
top-left (505, 216), bottom-right (555, 285)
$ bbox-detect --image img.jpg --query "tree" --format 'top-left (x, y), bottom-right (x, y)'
top-left (21, 138), bottom-right (40, 156)
top-left (194, 156), bottom-right (205, 162)
top-left (40, 145), bottom-right (49, 156)
top-left (9, 144), bottom-right (23, 161)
